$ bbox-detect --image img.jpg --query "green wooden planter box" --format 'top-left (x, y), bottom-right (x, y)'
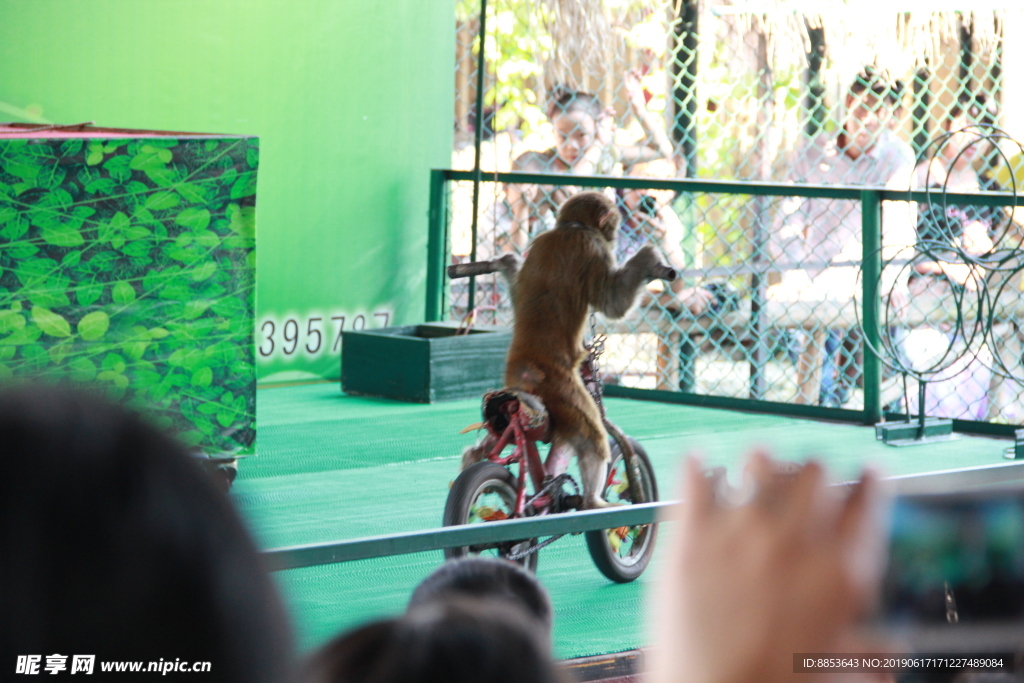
top-left (341, 322), bottom-right (511, 403)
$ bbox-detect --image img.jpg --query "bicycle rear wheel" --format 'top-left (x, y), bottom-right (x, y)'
top-left (584, 436), bottom-right (658, 583)
top-left (443, 461), bottom-right (539, 572)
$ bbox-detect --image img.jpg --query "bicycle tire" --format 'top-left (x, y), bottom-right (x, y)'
top-left (443, 461), bottom-right (539, 572)
top-left (584, 436), bottom-right (658, 583)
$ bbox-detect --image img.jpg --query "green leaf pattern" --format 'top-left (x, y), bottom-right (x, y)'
top-left (0, 137), bottom-right (257, 455)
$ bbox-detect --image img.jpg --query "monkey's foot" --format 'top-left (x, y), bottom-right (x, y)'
top-left (460, 444), bottom-right (488, 471)
top-left (582, 497), bottom-right (626, 510)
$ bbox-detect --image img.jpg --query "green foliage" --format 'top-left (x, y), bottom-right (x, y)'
top-left (460, 0), bottom-right (555, 136)
top-left (0, 136), bottom-right (258, 455)
top-left (459, 0), bottom-right (682, 137)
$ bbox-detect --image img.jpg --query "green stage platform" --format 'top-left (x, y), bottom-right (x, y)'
top-left (233, 383), bottom-right (1014, 659)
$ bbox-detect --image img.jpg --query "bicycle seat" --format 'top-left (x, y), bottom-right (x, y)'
top-left (482, 389), bottom-right (551, 443)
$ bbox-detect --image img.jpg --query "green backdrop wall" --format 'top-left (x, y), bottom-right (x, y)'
top-left (0, 0), bottom-right (455, 383)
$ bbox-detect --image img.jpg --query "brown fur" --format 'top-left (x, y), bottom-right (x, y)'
top-left (462, 192), bottom-right (665, 509)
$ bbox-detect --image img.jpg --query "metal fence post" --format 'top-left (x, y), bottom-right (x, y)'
top-left (671, 0), bottom-right (699, 180)
top-left (803, 20), bottom-right (827, 139)
top-left (861, 189), bottom-right (882, 424)
top-left (426, 169), bottom-right (448, 322)
top-left (912, 66), bottom-right (932, 160)
top-left (467, 0), bottom-right (488, 315)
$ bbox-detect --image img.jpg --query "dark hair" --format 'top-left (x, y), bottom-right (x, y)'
top-left (0, 385), bottom-right (293, 682)
top-left (849, 65), bottom-right (904, 108)
top-left (916, 202), bottom-right (965, 245)
top-left (303, 599), bottom-right (562, 683)
top-left (469, 104), bottom-right (498, 141)
top-left (947, 92), bottom-right (1000, 128)
top-left (407, 558), bottom-right (553, 637)
top-left (546, 85), bottom-right (604, 121)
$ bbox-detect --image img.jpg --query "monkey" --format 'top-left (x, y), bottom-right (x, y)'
top-left (462, 191), bottom-right (669, 509)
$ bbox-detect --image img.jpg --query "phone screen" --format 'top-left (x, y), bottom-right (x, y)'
top-left (883, 489), bottom-right (1024, 630)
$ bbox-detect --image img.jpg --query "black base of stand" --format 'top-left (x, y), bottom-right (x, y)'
top-left (1003, 429), bottom-right (1024, 459)
top-left (875, 418), bottom-right (955, 447)
top-left (877, 379), bottom-right (956, 446)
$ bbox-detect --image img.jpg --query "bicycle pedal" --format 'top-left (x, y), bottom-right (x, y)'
top-left (561, 494), bottom-right (583, 510)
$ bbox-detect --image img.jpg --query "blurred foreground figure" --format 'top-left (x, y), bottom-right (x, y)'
top-left (303, 598), bottom-right (562, 683)
top-left (649, 452), bottom-right (884, 683)
top-left (408, 557), bottom-right (554, 641)
top-left (0, 385), bottom-right (294, 682)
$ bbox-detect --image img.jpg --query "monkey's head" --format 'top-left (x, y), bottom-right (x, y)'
top-left (556, 191), bottom-right (620, 243)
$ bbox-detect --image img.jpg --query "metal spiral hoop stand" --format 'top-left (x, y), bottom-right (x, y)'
top-left (856, 125), bottom-right (1024, 448)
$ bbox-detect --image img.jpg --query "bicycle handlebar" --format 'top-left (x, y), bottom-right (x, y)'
top-left (447, 261), bottom-right (500, 279)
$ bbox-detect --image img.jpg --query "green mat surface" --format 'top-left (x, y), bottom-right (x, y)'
top-left (234, 383), bottom-right (1011, 658)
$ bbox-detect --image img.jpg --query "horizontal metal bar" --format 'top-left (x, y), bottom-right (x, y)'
top-left (262, 459), bottom-right (1024, 571)
top-left (442, 169), bottom-right (866, 199)
top-left (883, 189), bottom-right (1024, 207)
top-left (264, 502), bottom-right (666, 571)
top-left (882, 411), bottom-right (1018, 438)
top-left (606, 386), bottom-right (1021, 437)
top-left (886, 461), bottom-right (1024, 494)
top-left (675, 258), bottom-right (917, 279)
top-left (439, 169), bottom-right (1024, 207)
top-left (604, 384), bottom-right (870, 423)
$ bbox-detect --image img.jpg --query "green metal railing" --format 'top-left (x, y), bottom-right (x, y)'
top-left (265, 501), bottom-right (664, 571)
top-left (263, 461), bottom-right (1024, 569)
top-left (427, 168), bottom-right (1024, 437)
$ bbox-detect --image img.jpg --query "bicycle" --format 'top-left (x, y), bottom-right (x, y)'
top-left (440, 258), bottom-right (672, 583)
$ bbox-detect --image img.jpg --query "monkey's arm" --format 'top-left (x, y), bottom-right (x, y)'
top-left (621, 68), bottom-right (675, 165)
top-left (594, 244), bottom-right (664, 320)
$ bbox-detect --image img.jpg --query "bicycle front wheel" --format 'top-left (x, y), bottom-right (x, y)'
top-left (442, 461), bottom-right (539, 572)
top-left (584, 436), bottom-right (658, 583)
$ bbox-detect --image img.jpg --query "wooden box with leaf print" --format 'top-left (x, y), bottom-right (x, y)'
top-left (0, 124), bottom-right (257, 456)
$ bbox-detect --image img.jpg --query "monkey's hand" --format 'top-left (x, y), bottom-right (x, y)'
top-left (633, 245), bottom-right (676, 282)
top-left (494, 253), bottom-right (522, 284)
top-left (631, 244), bottom-right (660, 272)
top-left (495, 253), bottom-right (522, 303)
top-left (599, 245), bottom-right (669, 319)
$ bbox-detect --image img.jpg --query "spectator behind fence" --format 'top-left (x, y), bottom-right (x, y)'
top-left (913, 92), bottom-right (1001, 269)
top-left (463, 73), bottom-right (681, 318)
top-left (648, 451), bottom-right (884, 683)
top-left (0, 385), bottom-right (294, 682)
top-left (303, 598), bottom-right (563, 683)
top-left (407, 557), bottom-right (553, 641)
top-left (617, 158), bottom-right (716, 314)
top-left (769, 66), bottom-right (916, 408)
top-left (490, 73), bottom-right (713, 315)
top-left (901, 95), bottom-right (1003, 421)
top-left (504, 71), bottom-right (675, 251)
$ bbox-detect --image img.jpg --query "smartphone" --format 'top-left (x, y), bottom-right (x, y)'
top-left (881, 486), bottom-right (1024, 652)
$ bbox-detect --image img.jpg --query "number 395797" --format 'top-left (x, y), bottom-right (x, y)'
top-left (257, 311), bottom-right (391, 359)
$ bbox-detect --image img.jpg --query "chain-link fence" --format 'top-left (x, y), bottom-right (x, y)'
top-left (446, 0), bottom-right (1024, 427)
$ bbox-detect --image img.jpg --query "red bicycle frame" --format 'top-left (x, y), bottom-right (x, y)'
top-left (479, 401), bottom-right (572, 517)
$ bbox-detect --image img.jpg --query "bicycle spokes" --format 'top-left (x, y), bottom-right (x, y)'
top-left (469, 489), bottom-right (513, 524)
top-left (607, 524), bottom-right (649, 558)
top-left (605, 462), bottom-right (632, 503)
